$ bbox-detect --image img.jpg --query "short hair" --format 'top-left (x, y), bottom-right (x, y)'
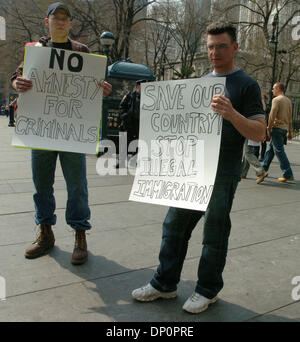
top-left (206, 22), bottom-right (237, 43)
top-left (275, 82), bottom-right (285, 92)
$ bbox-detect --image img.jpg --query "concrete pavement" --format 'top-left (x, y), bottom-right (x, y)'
top-left (0, 116), bottom-right (299, 322)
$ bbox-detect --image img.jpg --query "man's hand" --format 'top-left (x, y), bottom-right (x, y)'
top-left (211, 94), bottom-right (237, 121)
top-left (13, 76), bottom-right (33, 93)
top-left (98, 80), bottom-right (112, 97)
top-left (211, 94), bottom-right (266, 142)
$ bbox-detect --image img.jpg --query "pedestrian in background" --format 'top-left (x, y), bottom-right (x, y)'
top-left (261, 82), bottom-right (294, 183)
top-left (241, 139), bottom-right (268, 184)
top-left (259, 93), bottom-right (270, 161)
top-left (119, 79), bottom-right (147, 142)
top-left (116, 79), bottom-right (147, 168)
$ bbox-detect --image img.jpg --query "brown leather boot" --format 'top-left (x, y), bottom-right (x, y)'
top-left (25, 224), bottom-right (55, 259)
top-left (71, 230), bottom-right (88, 265)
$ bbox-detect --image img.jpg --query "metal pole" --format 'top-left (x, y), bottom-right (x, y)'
top-left (269, 40), bottom-right (278, 108)
top-left (104, 46), bottom-right (110, 80)
top-left (269, 13), bottom-right (279, 109)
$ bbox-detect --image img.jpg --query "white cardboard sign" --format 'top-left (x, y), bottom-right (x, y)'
top-left (129, 77), bottom-right (225, 211)
top-left (12, 46), bottom-right (106, 154)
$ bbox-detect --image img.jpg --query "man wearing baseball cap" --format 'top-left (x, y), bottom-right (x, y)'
top-left (11, 2), bottom-right (112, 265)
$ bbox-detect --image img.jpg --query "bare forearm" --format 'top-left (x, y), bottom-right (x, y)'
top-left (211, 94), bottom-right (266, 142)
top-left (229, 110), bottom-right (266, 142)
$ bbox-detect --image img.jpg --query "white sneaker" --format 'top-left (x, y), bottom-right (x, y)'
top-left (183, 292), bottom-right (218, 313)
top-left (132, 283), bottom-right (177, 302)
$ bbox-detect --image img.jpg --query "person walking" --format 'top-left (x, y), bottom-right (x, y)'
top-left (241, 93), bottom-right (268, 183)
top-left (259, 93), bottom-right (270, 161)
top-left (11, 2), bottom-right (112, 265)
top-left (131, 22), bottom-right (266, 314)
top-left (261, 82), bottom-right (294, 183)
top-left (241, 139), bottom-right (268, 184)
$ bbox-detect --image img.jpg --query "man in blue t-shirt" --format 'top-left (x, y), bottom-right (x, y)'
top-left (131, 22), bottom-right (266, 314)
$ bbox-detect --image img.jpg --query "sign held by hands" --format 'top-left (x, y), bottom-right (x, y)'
top-left (12, 46), bottom-right (107, 154)
top-left (129, 77), bottom-right (226, 212)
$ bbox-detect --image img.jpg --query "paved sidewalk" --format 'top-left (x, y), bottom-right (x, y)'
top-left (0, 116), bottom-right (299, 322)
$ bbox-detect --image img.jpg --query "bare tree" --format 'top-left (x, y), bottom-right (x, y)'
top-left (0, 0), bottom-right (48, 46)
top-left (144, 0), bottom-right (174, 79)
top-left (67, 0), bottom-right (156, 62)
top-left (66, 0), bottom-right (111, 54)
top-left (170, 0), bottom-right (209, 79)
top-left (0, 0), bottom-right (50, 99)
top-left (213, 0), bottom-right (300, 99)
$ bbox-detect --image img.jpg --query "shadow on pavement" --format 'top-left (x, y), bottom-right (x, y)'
top-left (49, 246), bottom-right (299, 322)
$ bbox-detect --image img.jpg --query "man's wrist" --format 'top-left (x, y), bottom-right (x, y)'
top-left (228, 108), bottom-right (241, 124)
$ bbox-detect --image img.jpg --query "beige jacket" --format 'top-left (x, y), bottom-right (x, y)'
top-left (268, 95), bottom-right (292, 133)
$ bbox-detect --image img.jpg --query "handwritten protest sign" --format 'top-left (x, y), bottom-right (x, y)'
top-left (12, 46), bottom-right (106, 154)
top-left (129, 77), bottom-right (226, 211)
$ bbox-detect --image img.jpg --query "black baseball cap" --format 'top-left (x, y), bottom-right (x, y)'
top-left (46, 2), bottom-right (71, 18)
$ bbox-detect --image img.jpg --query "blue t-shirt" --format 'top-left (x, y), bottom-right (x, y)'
top-left (206, 69), bottom-right (264, 176)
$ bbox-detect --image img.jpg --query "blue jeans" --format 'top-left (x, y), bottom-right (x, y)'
top-left (31, 150), bottom-right (91, 231)
top-left (241, 143), bottom-right (264, 178)
top-left (262, 128), bottom-right (293, 179)
top-left (150, 174), bottom-right (239, 299)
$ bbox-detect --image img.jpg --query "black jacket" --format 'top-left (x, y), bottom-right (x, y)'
top-left (119, 90), bottom-right (140, 139)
